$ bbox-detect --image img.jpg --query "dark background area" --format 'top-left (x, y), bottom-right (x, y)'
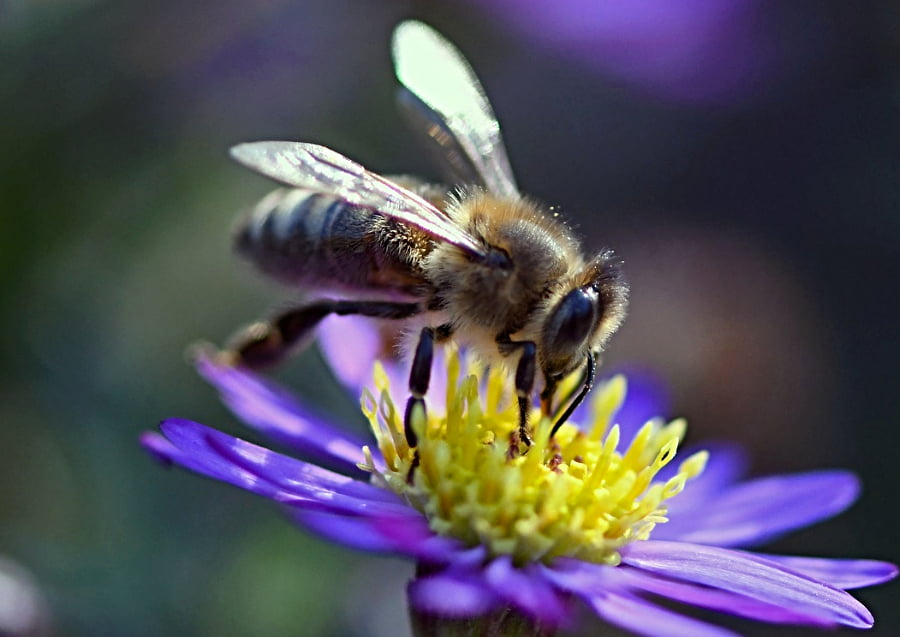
top-left (0, 1), bottom-right (897, 635)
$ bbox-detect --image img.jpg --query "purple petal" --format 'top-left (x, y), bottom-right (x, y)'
top-left (621, 540), bottom-right (875, 628)
top-left (363, 513), bottom-right (477, 564)
top-left (613, 566), bottom-right (832, 626)
top-left (407, 572), bottom-right (502, 617)
top-left (286, 508), bottom-right (437, 557)
top-left (739, 554), bottom-right (898, 591)
top-left (436, 545), bottom-right (492, 572)
top-left (544, 559), bottom-right (830, 627)
top-left (289, 509), bottom-right (414, 554)
top-left (195, 352), bottom-right (372, 474)
top-left (657, 470), bottom-right (860, 547)
top-left (145, 419), bottom-right (408, 518)
top-left (289, 507), bottom-right (485, 568)
top-left (588, 591), bottom-right (741, 637)
top-left (537, 559), bottom-right (617, 594)
top-left (318, 315), bottom-right (451, 415)
top-left (651, 443), bottom-right (749, 526)
top-left (483, 556), bottom-right (569, 627)
top-left (141, 431), bottom-right (178, 466)
top-left (317, 315), bottom-right (385, 397)
top-left (198, 427), bottom-right (408, 507)
top-left (142, 425), bottom-right (284, 500)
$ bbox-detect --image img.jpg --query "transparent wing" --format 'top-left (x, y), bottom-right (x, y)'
top-left (392, 20), bottom-right (519, 198)
top-left (230, 141), bottom-right (485, 257)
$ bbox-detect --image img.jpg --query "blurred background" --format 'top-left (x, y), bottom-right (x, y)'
top-left (1, 1), bottom-right (897, 635)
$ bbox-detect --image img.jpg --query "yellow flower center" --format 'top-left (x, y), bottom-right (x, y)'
top-left (358, 348), bottom-right (707, 566)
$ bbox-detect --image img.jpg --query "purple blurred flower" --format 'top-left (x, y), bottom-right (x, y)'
top-left (478, 0), bottom-right (775, 104)
top-left (142, 317), bottom-right (895, 636)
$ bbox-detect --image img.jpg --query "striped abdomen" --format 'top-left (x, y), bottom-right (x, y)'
top-left (233, 187), bottom-right (432, 295)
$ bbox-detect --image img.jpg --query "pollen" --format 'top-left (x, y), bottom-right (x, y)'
top-left (358, 348), bottom-right (707, 566)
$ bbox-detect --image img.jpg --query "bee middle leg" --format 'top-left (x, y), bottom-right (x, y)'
top-left (404, 324), bottom-right (453, 485)
top-left (404, 324), bottom-right (453, 448)
top-left (496, 334), bottom-right (537, 448)
top-left (226, 300), bottom-right (421, 369)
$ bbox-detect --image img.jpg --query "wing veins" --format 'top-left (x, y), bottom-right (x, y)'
top-left (393, 21), bottom-right (519, 198)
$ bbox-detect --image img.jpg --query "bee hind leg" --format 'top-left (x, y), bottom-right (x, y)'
top-left (226, 300), bottom-right (421, 369)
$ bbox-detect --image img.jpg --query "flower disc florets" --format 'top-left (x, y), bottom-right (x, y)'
top-left (360, 349), bottom-right (707, 566)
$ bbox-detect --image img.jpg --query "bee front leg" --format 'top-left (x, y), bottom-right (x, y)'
top-left (540, 378), bottom-right (559, 418)
top-left (496, 334), bottom-right (537, 449)
top-left (549, 352), bottom-right (596, 439)
top-left (226, 300), bottom-right (420, 369)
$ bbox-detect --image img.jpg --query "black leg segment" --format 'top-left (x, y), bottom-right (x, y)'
top-left (404, 326), bottom-right (435, 448)
top-left (549, 352), bottom-right (596, 438)
top-left (228, 300), bottom-right (420, 369)
top-left (540, 378), bottom-right (558, 417)
top-left (497, 334), bottom-right (538, 447)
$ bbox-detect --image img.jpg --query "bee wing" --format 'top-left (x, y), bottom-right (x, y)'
top-left (392, 21), bottom-right (519, 198)
top-left (230, 141), bottom-right (486, 257)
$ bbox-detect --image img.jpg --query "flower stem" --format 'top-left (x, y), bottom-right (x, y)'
top-left (409, 604), bottom-right (556, 637)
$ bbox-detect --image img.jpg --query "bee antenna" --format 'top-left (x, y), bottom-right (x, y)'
top-left (550, 352), bottom-right (596, 438)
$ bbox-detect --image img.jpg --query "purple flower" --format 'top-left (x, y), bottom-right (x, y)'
top-left (142, 316), bottom-right (895, 636)
top-left (477, 0), bottom-right (774, 104)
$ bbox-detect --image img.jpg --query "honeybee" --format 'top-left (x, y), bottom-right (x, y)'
top-left (225, 21), bottom-right (628, 450)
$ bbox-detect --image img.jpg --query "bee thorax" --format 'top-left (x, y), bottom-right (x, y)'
top-left (426, 195), bottom-right (581, 336)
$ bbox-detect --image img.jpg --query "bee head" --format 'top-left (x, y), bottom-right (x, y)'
top-left (540, 250), bottom-right (629, 380)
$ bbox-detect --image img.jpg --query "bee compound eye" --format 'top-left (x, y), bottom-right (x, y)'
top-left (544, 287), bottom-right (600, 354)
top-left (482, 247), bottom-right (513, 270)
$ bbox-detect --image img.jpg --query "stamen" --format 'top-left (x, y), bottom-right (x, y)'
top-left (358, 347), bottom-right (707, 565)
